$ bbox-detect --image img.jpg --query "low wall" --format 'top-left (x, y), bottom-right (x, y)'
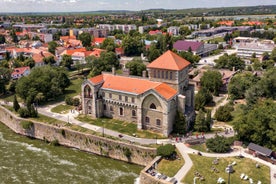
top-left (140, 156), bottom-right (172, 184)
top-left (0, 105), bottom-right (156, 166)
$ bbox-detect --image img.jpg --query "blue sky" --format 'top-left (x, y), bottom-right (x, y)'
top-left (1, 0), bottom-right (276, 12)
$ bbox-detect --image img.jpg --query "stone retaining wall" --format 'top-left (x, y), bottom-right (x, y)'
top-left (0, 105), bottom-right (156, 166)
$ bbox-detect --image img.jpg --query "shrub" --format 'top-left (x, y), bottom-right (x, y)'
top-left (73, 98), bottom-right (80, 106)
top-left (206, 135), bottom-right (231, 153)
top-left (20, 121), bottom-right (33, 130)
top-left (157, 144), bottom-right (176, 159)
top-left (123, 148), bottom-right (132, 158)
top-left (18, 108), bottom-right (30, 118)
top-left (13, 95), bottom-right (20, 112)
top-left (214, 104), bottom-right (234, 122)
top-left (65, 96), bottom-right (73, 105)
top-left (51, 139), bottom-right (60, 146)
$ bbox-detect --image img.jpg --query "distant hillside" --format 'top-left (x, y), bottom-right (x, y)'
top-left (1, 5), bottom-right (276, 17)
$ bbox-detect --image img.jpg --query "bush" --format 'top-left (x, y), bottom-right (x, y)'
top-left (214, 104), bottom-right (234, 122)
top-left (18, 108), bottom-right (30, 118)
top-left (206, 135), bottom-right (231, 153)
top-left (51, 139), bottom-right (60, 146)
top-left (157, 144), bottom-right (176, 159)
top-left (65, 96), bottom-right (74, 105)
top-left (20, 121), bottom-right (33, 130)
top-left (73, 98), bottom-right (80, 106)
top-left (123, 148), bottom-right (132, 158)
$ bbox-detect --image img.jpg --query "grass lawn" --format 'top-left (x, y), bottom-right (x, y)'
top-left (65, 78), bottom-right (83, 98)
top-left (76, 115), bottom-right (166, 139)
top-left (189, 143), bottom-right (208, 153)
top-left (182, 154), bottom-right (270, 184)
top-left (51, 104), bottom-right (74, 114)
top-left (30, 114), bottom-right (66, 126)
top-left (157, 150), bottom-right (185, 177)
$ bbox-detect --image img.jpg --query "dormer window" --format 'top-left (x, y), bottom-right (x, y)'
top-left (150, 103), bottom-right (156, 109)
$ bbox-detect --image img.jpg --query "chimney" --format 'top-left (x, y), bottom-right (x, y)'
top-left (112, 67), bottom-right (116, 75)
top-left (142, 70), bottom-right (147, 78)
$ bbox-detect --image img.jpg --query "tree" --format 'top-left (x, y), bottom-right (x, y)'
top-left (157, 144), bottom-right (176, 159)
top-left (147, 43), bottom-right (162, 62)
top-left (270, 47), bottom-right (276, 62)
top-left (233, 99), bottom-right (276, 150)
top-left (0, 35), bottom-right (6, 44)
top-left (194, 110), bottom-right (209, 132)
top-left (78, 32), bottom-right (92, 47)
top-left (228, 72), bottom-right (259, 100)
top-left (206, 135), bottom-right (232, 153)
top-left (0, 67), bottom-right (11, 95)
top-left (179, 51), bottom-right (200, 67)
top-left (43, 56), bottom-right (56, 65)
top-left (101, 38), bottom-right (116, 52)
top-left (60, 54), bottom-right (73, 69)
top-left (205, 110), bottom-right (212, 132)
top-left (214, 104), bottom-right (234, 122)
top-left (179, 26), bottom-right (191, 36)
top-left (214, 53), bottom-right (245, 71)
top-left (200, 70), bottom-right (222, 96)
top-left (195, 88), bottom-right (213, 110)
top-left (125, 60), bottom-right (146, 76)
top-left (173, 111), bottom-right (187, 134)
top-left (48, 41), bottom-right (58, 55)
top-left (13, 95), bottom-right (20, 112)
top-left (16, 65), bottom-right (70, 103)
top-left (10, 30), bottom-right (18, 43)
top-left (24, 58), bottom-right (35, 68)
top-left (122, 35), bottom-right (144, 56)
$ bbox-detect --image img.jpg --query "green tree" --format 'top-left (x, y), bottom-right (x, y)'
top-left (24, 58), bottom-right (35, 68)
top-left (10, 30), bottom-right (18, 43)
top-left (195, 88), bottom-right (213, 110)
top-left (147, 44), bottom-right (162, 62)
top-left (16, 65), bottom-right (70, 103)
top-left (214, 103), bottom-right (234, 122)
top-left (122, 35), bottom-right (144, 56)
top-left (206, 135), bottom-right (232, 153)
top-left (173, 111), bottom-right (187, 134)
top-left (78, 32), bottom-right (92, 47)
top-left (179, 51), bottom-right (200, 67)
top-left (0, 35), bottom-right (6, 44)
top-left (179, 26), bottom-right (191, 36)
top-left (48, 41), bottom-right (58, 55)
top-left (125, 60), bottom-right (146, 76)
top-left (200, 70), bottom-right (222, 96)
top-left (60, 54), bottom-right (73, 69)
top-left (228, 72), bottom-right (259, 100)
top-left (157, 144), bottom-right (176, 159)
top-left (205, 110), bottom-right (212, 132)
top-left (194, 110), bottom-right (208, 132)
top-left (13, 95), bottom-right (20, 112)
top-left (215, 53), bottom-right (245, 70)
top-left (0, 67), bottom-right (11, 95)
top-left (270, 47), bottom-right (276, 62)
top-left (43, 56), bottom-right (56, 65)
top-left (101, 38), bottom-right (116, 52)
top-left (233, 99), bottom-right (276, 150)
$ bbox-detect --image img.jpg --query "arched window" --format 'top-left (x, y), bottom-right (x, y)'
top-left (132, 110), bottom-right (136, 117)
top-left (119, 107), bottom-right (124, 116)
top-left (145, 117), bottom-right (150, 124)
top-left (103, 104), bottom-right (107, 110)
top-left (157, 70), bottom-right (160, 78)
top-left (166, 71), bottom-right (168, 79)
top-left (156, 119), bottom-right (161, 126)
top-left (162, 71), bottom-right (164, 78)
top-left (150, 103), bottom-right (157, 109)
top-left (153, 70), bottom-right (156, 78)
top-left (84, 85), bottom-right (92, 98)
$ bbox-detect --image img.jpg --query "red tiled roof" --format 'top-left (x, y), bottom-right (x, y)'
top-left (33, 51), bottom-right (56, 63)
top-left (93, 37), bottom-right (105, 44)
top-left (89, 73), bottom-right (177, 100)
top-left (89, 74), bottom-right (104, 85)
top-left (147, 50), bottom-right (191, 71)
top-left (12, 66), bottom-right (30, 76)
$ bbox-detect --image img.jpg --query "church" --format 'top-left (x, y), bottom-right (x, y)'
top-left (81, 50), bottom-right (195, 136)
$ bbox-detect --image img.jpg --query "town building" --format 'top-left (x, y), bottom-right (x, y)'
top-left (81, 51), bottom-right (195, 136)
top-left (233, 37), bottom-right (275, 59)
top-left (11, 66), bottom-right (30, 79)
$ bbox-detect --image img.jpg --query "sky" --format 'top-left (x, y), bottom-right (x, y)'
top-left (0, 0), bottom-right (276, 13)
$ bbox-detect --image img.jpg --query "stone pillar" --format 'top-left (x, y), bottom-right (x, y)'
top-left (177, 94), bottom-right (186, 114)
top-left (137, 107), bottom-right (142, 129)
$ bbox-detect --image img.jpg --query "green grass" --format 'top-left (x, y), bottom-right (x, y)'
top-left (182, 154), bottom-right (270, 184)
top-left (205, 37), bottom-right (224, 44)
top-left (30, 114), bottom-right (66, 126)
top-left (189, 143), bottom-right (209, 153)
top-left (157, 150), bottom-right (185, 177)
top-left (76, 115), bottom-right (166, 139)
top-left (65, 78), bottom-right (83, 98)
top-left (51, 104), bottom-right (74, 114)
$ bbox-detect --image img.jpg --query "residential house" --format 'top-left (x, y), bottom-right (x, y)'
top-left (11, 66), bottom-right (30, 79)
